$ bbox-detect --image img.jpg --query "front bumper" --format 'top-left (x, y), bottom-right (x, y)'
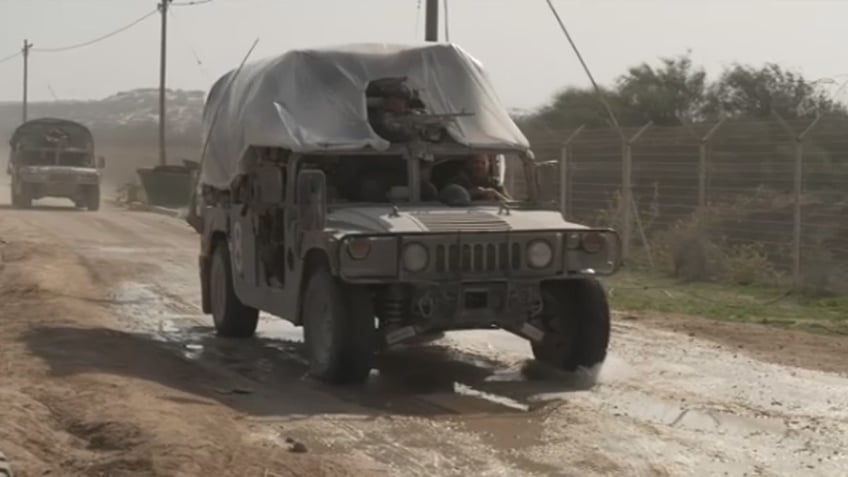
top-left (381, 280), bottom-right (548, 346)
top-left (409, 281), bottom-right (542, 329)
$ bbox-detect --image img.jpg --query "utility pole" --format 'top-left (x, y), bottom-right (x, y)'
top-left (22, 40), bottom-right (33, 123)
top-left (425, 0), bottom-right (439, 42)
top-left (158, 0), bottom-right (171, 166)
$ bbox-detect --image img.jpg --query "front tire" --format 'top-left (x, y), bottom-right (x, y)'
top-left (209, 241), bottom-right (259, 338)
top-left (531, 278), bottom-right (611, 371)
top-left (84, 186), bottom-right (100, 211)
top-left (302, 267), bottom-right (376, 385)
top-left (11, 180), bottom-right (31, 209)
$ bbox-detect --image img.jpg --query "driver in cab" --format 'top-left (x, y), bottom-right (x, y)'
top-left (445, 153), bottom-right (509, 201)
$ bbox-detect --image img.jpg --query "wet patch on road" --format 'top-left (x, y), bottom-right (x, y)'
top-left (103, 279), bottom-right (596, 421)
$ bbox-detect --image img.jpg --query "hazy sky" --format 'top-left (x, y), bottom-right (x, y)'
top-left (1, 0), bottom-right (846, 111)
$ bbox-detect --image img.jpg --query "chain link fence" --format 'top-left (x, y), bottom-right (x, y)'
top-left (514, 117), bottom-right (848, 294)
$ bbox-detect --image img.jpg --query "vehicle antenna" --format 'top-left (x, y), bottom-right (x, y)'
top-left (185, 37), bottom-right (260, 231)
top-left (544, 0), bottom-right (622, 134)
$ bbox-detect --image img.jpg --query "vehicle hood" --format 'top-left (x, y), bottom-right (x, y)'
top-left (327, 205), bottom-right (590, 236)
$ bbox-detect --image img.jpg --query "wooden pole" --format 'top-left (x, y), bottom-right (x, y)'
top-left (425, 0), bottom-right (439, 42)
top-left (22, 40), bottom-right (32, 123)
top-left (158, 0), bottom-right (171, 166)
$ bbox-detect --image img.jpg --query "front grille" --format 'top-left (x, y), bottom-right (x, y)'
top-left (434, 242), bottom-right (521, 274)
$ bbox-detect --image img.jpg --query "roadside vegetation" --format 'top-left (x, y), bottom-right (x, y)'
top-left (605, 271), bottom-right (848, 335)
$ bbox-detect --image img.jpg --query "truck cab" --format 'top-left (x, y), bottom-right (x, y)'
top-left (7, 117), bottom-right (103, 210)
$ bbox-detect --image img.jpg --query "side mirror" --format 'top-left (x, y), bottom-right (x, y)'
top-left (297, 169), bottom-right (327, 231)
top-left (493, 154), bottom-right (506, 186)
top-left (97, 156), bottom-right (106, 169)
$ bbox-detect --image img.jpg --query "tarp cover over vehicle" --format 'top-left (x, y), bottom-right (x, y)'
top-left (199, 42), bottom-right (531, 189)
top-left (10, 118), bottom-right (94, 153)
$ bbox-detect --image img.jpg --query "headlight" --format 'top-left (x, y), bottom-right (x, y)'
top-left (581, 232), bottom-right (605, 254)
top-left (401, 242), bottom-right (429, 272)
top-left (346, 237), bottom-right (372, 260)
top-left (526, 240), bottom-right (553, 269)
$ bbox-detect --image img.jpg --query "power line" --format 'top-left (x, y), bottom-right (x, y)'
top-left (47, 84), bottom-right (59, 101)
top-left (32, 9), bottom-right (158, 53)
top-left (0, 51), bottom-right (21, 65)
top-left (172, 0), bottom-right (214, 6)
top-left (167, 7), bottom-right (209, 77)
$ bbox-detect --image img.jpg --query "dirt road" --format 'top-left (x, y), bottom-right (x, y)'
top-left (1, 186), bottom-right (847, 476)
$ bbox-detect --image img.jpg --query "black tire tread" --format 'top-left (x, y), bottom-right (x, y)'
top-left (302, 268), bottom-right (375, 385)
top-left (532, 278), bottom-right (611, 371)
top-left (210, 242), bottom-right (259, 338)
top-left (86, 186), bottom-right (101, 211)
top-left (11, 181), bottom-right (31, 209)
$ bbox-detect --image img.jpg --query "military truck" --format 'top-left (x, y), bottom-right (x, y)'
top-left (190, 43), bottom-right (622, 385)
top-left (7, 117), bottom-right (104, 210)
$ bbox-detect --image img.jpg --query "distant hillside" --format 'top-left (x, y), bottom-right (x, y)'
top-left (0, 88), bottom-right (204, 148)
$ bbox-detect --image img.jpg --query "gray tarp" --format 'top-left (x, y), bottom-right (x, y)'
top-left (200, 42), bottom-right (530, 189)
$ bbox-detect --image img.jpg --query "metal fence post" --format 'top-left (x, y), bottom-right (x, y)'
top-left (699, 118), bottom-right (725, 208)
top-left (773, 111), bottom-right (822, 289)
top-left (559, 125), bottom-right (585, 219)
top-left (621, 122), bottom-right (652, 260)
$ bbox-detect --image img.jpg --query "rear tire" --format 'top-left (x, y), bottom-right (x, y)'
top-left (302, 267), bottom-right (375, 385)
top-left (209, 241), bottom-right (259, 338)
top-left (531, 278), bottom-right (611, 371)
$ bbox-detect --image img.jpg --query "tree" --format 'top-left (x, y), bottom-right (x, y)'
top-left (522, 52), bottom-right (708, 130)
top-left (616, 53), bottom-right (708, 125)
top-left (520, 56), bottom-right (848, 134)
top-left (704, 63), bottom-right (847, 119)
top-left (522, 86), bottom-right (632, 131)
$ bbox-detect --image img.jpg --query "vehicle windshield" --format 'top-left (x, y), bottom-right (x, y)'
top-left (303, 153), bottom-right (534, 206)
top-left (15, 147), bottom-right (91, 167)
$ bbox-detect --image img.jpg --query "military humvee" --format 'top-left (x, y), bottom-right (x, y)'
top-left (7, 117), bottom-right (104, 210)
top-left (190, 43), bottom-right (622, 385)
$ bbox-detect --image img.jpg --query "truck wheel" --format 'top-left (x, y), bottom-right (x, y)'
top-left (302, 267), bottom-right (375, 385)
top-left (531, 278), bottom-right (611, 372)
top-left (209, 241), bottom-right (259, 338)
top-left (11, 182), bottom-right (31, 209)
top-left (17, 187), bottom-right (31, 209)
top-left (85, 186), bottom-right (100, 211)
